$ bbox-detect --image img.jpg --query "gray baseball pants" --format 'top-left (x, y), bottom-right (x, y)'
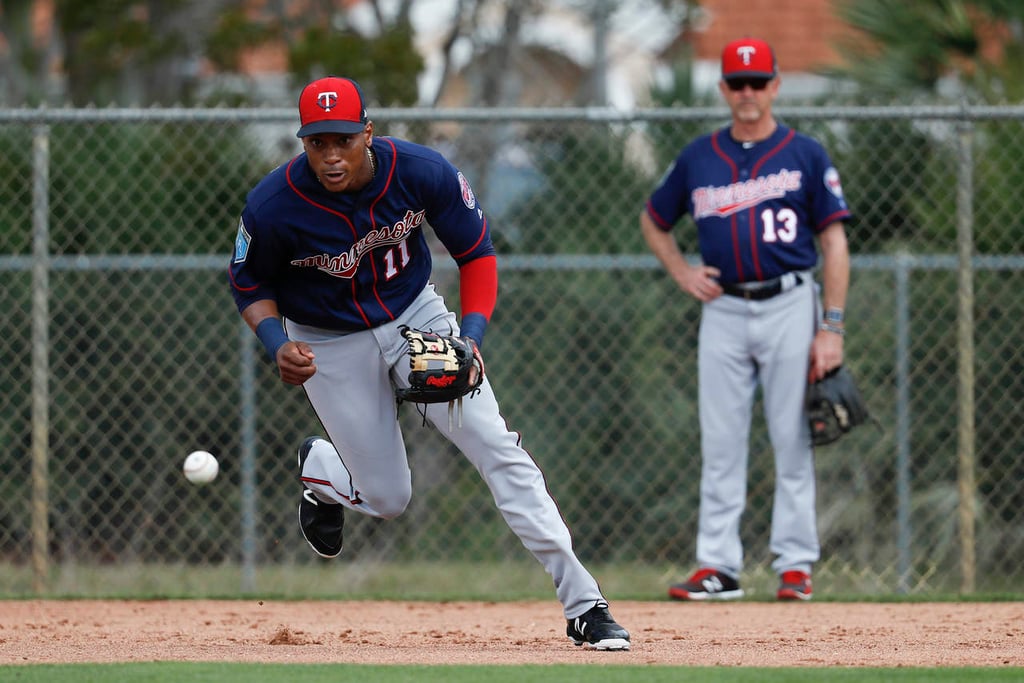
top-left (287, 284), bottom-right (606, 619)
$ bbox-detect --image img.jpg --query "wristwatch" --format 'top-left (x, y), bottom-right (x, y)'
top-left (824, 308), bottom-right (844, 324)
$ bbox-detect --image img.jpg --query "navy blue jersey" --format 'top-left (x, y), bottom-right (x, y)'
top-left (645, 124), bottom-right (851, 284)
top-left (229, 137), bottom-right (494, 331)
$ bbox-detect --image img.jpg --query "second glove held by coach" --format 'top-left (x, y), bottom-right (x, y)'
top-left (806, 365), bottom-right (872, 446)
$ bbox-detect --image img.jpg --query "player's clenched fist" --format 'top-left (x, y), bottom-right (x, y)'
top-left (276, 342), bottom-right (317, 385)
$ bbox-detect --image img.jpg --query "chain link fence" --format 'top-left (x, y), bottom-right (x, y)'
top-left (1, 104), bottom-right (1021, 598)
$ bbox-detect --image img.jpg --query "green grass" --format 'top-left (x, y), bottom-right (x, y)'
top-left (3, 561), bottom-right (1021, 601)
top-left (2, 664), bottom-right (1023, 683)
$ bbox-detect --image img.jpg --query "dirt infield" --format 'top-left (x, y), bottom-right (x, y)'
top-left (1, 600), bottom-right (1021, 667)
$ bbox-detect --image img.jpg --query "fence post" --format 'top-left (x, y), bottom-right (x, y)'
top-left (895, 252), bottom-right (912, 594)
top-left (239, 323), bottom-right (258, 592)
top-left (30, 125), bottom-right (51, 594)
top-left (955, 112), bottom-right (976, 594)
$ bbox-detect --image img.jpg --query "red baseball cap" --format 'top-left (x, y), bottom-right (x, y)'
top-left (296, 76), bottom-right (368, 138)
top-left (721, 38), bottom-right (777, 80)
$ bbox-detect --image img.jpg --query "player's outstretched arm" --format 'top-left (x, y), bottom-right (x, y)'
top-left (241, 300), bottom-right (317, 385)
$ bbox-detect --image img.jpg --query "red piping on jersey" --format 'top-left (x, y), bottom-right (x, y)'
top-left (644, 201), bottom-right (673, 231)
top-left (450, 216), bottom-right (489, 260)
top-left (710, 132), bottom-right (745, 281)
top-left (818, 210), bottom-right (851, 231)
top-left (286, 155), bottom-right (372, 327)
top-left (748, 128), bottom-right (796, 281)
top-left (366, 138), bottom-right (400, 320)
top-left (228, 265), bottom-right (259, 292)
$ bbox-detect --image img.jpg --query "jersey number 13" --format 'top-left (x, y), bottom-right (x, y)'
top-left (761, 208), bottom-right (798, 243)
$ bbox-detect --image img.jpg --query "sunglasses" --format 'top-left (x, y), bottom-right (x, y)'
top-left (726, 77), bottom-right (772, 92)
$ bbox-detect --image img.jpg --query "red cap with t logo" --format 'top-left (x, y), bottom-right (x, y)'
top-left (721, 38), bottom-right (777, 80)
top-left (296, 77), bottom-right (368, 138)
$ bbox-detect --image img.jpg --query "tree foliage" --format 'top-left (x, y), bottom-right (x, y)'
top-left (0, 0), bottom-right (699, 108)
top-left (288, 22), bottom-right (423, 106)
top-left (54, 0), bottom-right (194, 105)
top-left (3, 0), bottom-right (426, 107)
top-left (831, 0), bottom-right (1024, 102)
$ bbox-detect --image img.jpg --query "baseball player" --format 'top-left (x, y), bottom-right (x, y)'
top-left (229, 76), bottom-right (629, 649)
top-left (640, 38), bottom-right (852, 601)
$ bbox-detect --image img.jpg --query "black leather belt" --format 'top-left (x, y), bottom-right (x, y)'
top-left (721, 273), bottom-right (804, 301)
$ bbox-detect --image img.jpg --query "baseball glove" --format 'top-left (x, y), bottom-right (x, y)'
top-left (806, 366), bottom-right (871, 446)
top-left (395, 326), bottom-right (484, 405)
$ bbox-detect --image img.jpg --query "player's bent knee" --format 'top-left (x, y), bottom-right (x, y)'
top-left (376, 503), bottom-right (409, 520)
top-left (364, 487), bottom-right (412, 519)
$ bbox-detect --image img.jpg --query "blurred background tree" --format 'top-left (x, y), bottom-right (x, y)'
top-left (0, 1), bottom-right (696, 107)
top-left (830, 0), bottom-right (1024, 102)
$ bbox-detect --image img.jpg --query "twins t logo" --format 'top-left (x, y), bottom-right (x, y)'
top-left (736, 46), bottom-right (756, 65)
top-left (317, 91), bottom-right (338, 111)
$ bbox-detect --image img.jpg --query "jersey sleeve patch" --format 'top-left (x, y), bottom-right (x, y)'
top-left (233, 217), bottom-right (251, 263)
top-left (824, 167), bottom-right (844, 199)
top-left (457, 171), bottom-right (477, 210)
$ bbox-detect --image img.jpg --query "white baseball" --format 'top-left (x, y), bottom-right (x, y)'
top-left (183, 450), bottom-right (219, 485)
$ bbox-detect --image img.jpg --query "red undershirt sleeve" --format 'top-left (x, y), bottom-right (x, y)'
top-left (457, 255), bottom-right (497, 347)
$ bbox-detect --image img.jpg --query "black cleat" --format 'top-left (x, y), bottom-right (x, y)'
top-left (566, 601), bottom-right (630, 651)
top-left (297, 437), bottom-right (344, 558)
